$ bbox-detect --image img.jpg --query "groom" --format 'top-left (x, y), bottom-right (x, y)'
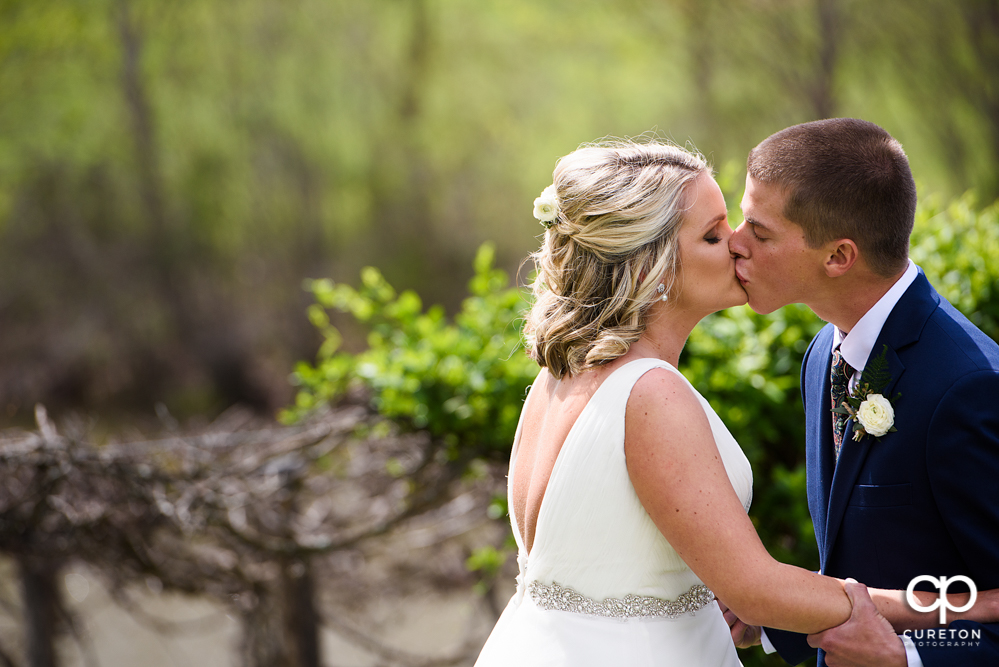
top-left (727, 118), bottom-right (999, 666)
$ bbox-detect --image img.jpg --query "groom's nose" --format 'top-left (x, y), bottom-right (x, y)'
top-left (729, 222), bottom-right (750, 258)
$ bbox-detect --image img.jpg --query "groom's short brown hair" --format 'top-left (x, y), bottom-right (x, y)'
top-left (747, 118), bottom-right (915, 278)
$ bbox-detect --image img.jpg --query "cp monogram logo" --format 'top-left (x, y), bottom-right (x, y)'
top-left (906, 575), bottom-right (978, 624)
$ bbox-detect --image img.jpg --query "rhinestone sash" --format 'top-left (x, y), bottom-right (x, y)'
top-left (528, 580), bottom-right (715, 619)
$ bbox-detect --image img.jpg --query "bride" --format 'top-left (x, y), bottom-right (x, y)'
top-left (474, 139), bottom-right (995, 666)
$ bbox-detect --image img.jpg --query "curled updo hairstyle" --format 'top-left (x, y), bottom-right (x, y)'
top-left (524, 139), bottom-right (709, 379)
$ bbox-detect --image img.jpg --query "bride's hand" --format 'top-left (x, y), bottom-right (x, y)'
top-left (716, 598), bottom-right (762, 648)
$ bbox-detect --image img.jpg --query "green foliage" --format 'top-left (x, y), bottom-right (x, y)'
top-left (855, 345), bottom-right (893, 398)
top-left (4, 0), bottom-right (999, 423)
top-left (282, 243), bottom-right (539, 459)
top-left (466, 545), bottom-right (509, 596)
top-left (910, 193), bottom-right (999, 342)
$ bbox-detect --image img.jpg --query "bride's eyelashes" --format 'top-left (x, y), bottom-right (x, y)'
top-left (704, 221), bottom-right (727, 245)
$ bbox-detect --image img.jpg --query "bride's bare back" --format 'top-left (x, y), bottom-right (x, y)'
top-left (511, 364), bottom-right (616, 555)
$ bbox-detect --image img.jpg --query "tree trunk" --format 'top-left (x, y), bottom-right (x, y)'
top-left (283, 559), bottom-right (320, 667)
top-left (963, 0), bottom-right (999, 201)
top-left (115, 0), bottom-right (274, 411)
top-left (811, 0), bottom-right (840, 119)
top-left (19, 558), bottom-right (61, 667)
top-left (238, 584), bottom-right (290, 667)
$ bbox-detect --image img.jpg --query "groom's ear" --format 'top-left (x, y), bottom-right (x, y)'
top-left (823, 239), bottom-right (859, 278)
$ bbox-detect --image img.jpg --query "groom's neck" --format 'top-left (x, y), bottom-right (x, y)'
top-left (807, 268), bottom-right (906, 334)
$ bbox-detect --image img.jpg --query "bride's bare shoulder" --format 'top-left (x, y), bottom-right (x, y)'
top-left (628, 366), bottom-right (700, 410)
top-left (626, 367), bottom-right (712, 443)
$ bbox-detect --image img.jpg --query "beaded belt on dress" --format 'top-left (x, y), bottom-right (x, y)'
top-left (528, 580), bottom-right (715, 619)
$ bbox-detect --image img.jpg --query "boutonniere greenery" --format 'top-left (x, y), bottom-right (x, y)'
top-left (832, 345), bottom-right (901, 441)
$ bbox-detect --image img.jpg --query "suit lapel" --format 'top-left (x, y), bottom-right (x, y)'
top-left (804, 326), bottom-right (836, 566)
top-left (820, 270), bottom-right (938, 564)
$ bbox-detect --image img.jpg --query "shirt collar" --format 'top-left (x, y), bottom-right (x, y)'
top-left (832, 259), bottom-right (918, 372)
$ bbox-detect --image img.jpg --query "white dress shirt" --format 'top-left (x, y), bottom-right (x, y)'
top-left (762, 260), bottom-right (924, 666)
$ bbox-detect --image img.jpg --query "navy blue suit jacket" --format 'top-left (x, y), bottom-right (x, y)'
top-left (767, 271), bottom-right (999, 666)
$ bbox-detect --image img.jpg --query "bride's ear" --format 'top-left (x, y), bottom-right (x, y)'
top-left (823, 239), bottom-right (859, 278)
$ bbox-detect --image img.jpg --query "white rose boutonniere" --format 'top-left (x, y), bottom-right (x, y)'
top-left (831, 344), bottom-right (900, 442)
top-left (856, 394), bottom-right (894, 438)
top-left (533, 185), bottom-right (559, 228)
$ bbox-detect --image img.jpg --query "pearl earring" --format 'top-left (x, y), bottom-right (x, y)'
top-left (656, 283), bottom-right (667, 301)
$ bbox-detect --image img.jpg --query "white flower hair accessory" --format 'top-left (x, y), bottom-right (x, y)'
top-left (533, 185), bottom-right (559, 228)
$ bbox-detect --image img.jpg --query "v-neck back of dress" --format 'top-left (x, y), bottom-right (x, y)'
top-left (508, 357), bottom-right (753, 602)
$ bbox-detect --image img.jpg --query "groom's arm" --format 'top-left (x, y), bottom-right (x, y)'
top-left (919, 370), bottom-right (999, 667)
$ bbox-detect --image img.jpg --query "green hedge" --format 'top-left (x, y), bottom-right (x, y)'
top-left (281, 243), bottom-right (538, 461)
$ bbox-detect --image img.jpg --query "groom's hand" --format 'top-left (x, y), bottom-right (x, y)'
top-left (716, 599), bottom-right (762, 648)
top-left (807, 580), bottom-right (906, 667)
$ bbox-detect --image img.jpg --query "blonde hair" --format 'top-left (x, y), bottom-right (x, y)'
top-left (524, 139), bottom-right (709, 379)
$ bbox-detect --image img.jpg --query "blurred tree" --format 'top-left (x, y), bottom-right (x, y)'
top-left (0, 403), bottom-right (502, 667)
top-left (0, 0), bottom-right (996, 428)
top-left (858, 0), bottom-right (999, 200)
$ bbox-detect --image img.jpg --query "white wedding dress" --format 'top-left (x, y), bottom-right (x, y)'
top-left (474, 358), bottom-right (752, 666)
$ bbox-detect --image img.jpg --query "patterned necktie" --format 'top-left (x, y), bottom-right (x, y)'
top-left (830, 346), bottom-right (854, 462)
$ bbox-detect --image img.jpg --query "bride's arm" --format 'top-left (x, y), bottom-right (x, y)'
top-left (868, 586), bottom-right (999, 631)
top-left (626, 369), bottom-right (999, 634)
top-left (625, 369), bottom-right (851, 634)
